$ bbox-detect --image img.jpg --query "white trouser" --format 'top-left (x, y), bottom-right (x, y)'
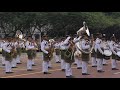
top-left (48, 61), bottom-right (52, 67)
top-left (55, 55), bottom-right (60, 62)
top-left (65, 63), bottom-right (72, 76)
top-left (27, 60), bottom-right (32, 70)
top-left (96, 58), bottom-right (103, 70)
top-left (5, 61), bottom-right (12, 72)
top-left (32, 59), bottom-right (35, 65)
top-left (111, 59), bottom-right (117, 68)
top-left (61, 59), bottom-right (66, 69)
top-left (42, 61), bottom-right (48, 72)
top-left (91, 57), bottom-right (97, 66)
top-left (11, 58), bottom-right (17, 67)
top-left (74, 58), bottom-right (78, 64)
top-left (16, 55), bottom-right (20, 63)
top-left (103, 59), bottom-right (107, 64)
top-left (82, 61), bottom-right (88, 73)
top-left (75, 57), bottom-right (82, 68)
top-left (2, 57), bottom-right (5, 65)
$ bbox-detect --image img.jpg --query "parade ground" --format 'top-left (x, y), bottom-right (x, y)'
top-left (0, 52), bottom-right (120, 78)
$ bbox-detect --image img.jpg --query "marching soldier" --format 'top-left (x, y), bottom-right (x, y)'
top-left (63, 36), bottom-right (75, 78)
top-left (3, 37), bottom-right (14, 73)
top-left (41, 35), bottom-right (51, 74)
top-left (26, 36), bottom-right (36, 71)
top-left (60, 37), bottom-right (66, 71)
top-left (73, 35), bottom-right (82, 69)
top-left (73, 35), bottom-right (78, 65)
top-left (81, 35), bottom-right (91, 75)
top-left (11, 38), bottom-right (18, 68)
top-left (102, 35), bottom-right (108, 65)
top-left (91, 34), bottom-right (97, 67)
top-left (54, 39), bottom-right (61, 63)
top-left (1, 38), bottom-right (6, 66)
top-left (31, 39), bottom-right (38, 66)
top-left (47, 39), bottom-right (55, 69)
top-left (109, 36), bottom-right (119, 70)
top-left (16, 38), bottom-right (22, 64)
top-left (95, 33), bottom-right (104, 73)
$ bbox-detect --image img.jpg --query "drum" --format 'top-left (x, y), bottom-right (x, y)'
top-left (103, 50), bottom-right (112, 60)
top-left (74, 50), bottom-right (81, 59)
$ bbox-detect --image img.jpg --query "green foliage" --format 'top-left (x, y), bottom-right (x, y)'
top-left (0, 12), bottom-right (120, 38)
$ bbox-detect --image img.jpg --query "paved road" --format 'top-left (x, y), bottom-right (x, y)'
top-left (0, 53), bottom-right (120, 78)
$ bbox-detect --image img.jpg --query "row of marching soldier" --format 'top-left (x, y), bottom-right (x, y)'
top-left (0, 37), bottom-right (23, 73)
top-left (0, 33), bottom-right (120, 77)
top-left (1, 23), bottom-right (120, 78)
top-left (0, 36), bottom-right (38, 73)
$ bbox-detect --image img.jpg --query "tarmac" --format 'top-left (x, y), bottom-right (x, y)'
top-left (0, 53), bottom-right (120, 78)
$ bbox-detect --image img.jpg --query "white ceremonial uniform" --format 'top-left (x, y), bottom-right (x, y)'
top-left (91, 41), bottom-right (97, 67)
top-left (1, 41), bottom-right (6, 65)
top-left (3, 42), bottom-right (13, 73)
top-left (48, 60), bottom-right (52, 68)
top-left (54, 42), bottom-right (61, 63)
top-left (11, 42), bottom-right (17, 68)
top-left (95, 38), bottom-right (104, 71)
top-left (62, 36), bottom-right (73, 77)
top-left (16, 41), bottom-right (21, 64)
top-left (102, 41), bottom-right (107, 65)
top-left (109, 41), bottom-right (117, 69)
top-left (73, 37), bottom-right (78, 65)
top-left (31, 42), bottom-right (37, 65)
top-left (41, 40), bottom-right (49, 73)
top-left (60, 41), bottom-right (66, 70)
top-left (47, 42), bottom-right (53, 68)
top-left (81, 39), bottom-right (90, 74)
top-left (73, 37), bottom-right (82, 68)
top-left (26, 42), bottom-right (35, 70)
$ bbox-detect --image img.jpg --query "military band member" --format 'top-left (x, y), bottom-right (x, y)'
top-left (91, 35), bottom-right (97, 67)
top-left (16, 39), bottom-right (22, 64)
top-left (73, 35), bottom-right (78, 65)
top-left (54, 39), bottom-right (61, 63)
top-left (1, 38), bottom-right (6, 66)
top-left (11, 38), bottom-right (18, 68)
top-left (60, 37), bottom-right (66, 71)
top-left (25, 38), bottom-right (38, 66)
top-left (47, 40), bottom-right (54, 69)
top-left (31, 39), bottom-right (38, 66)
top-left (73, 35), bottom-right (82, 69)
top-left (102, 35), bottom-right (108, 65)
top-left (109, 36), bottom-right (119, 70)
top-left (81, 35), bottom-right (90, 75)
top-left (26, 36), bottom-right (35, 71)
top-left (63, 36), bottom-right (75, 78)
top-left (95, 33), bottom-right (104, 72)
top-left (41, 35), bottom-right (51, 74)
top-left (3, 37), bottom-right (14, 73)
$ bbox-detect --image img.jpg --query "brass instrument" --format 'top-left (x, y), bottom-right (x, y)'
top-left (5, 42), bottom-right (15, 61)
top-left (11, 45), bottom-right (17, 58)
top-left (64, 38), bottom-right (76, 63)
top-left (77, 21), bottom-right (90, 36)
top-left (76, 22), bottom-right (93, 55)
top-left (47, 41), bottom-right (54, 60)
top-left (0, 48), bottom-right (2, 53)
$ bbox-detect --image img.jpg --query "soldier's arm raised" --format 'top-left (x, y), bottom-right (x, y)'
top-left (41, 42), bottom-right (48, 54)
